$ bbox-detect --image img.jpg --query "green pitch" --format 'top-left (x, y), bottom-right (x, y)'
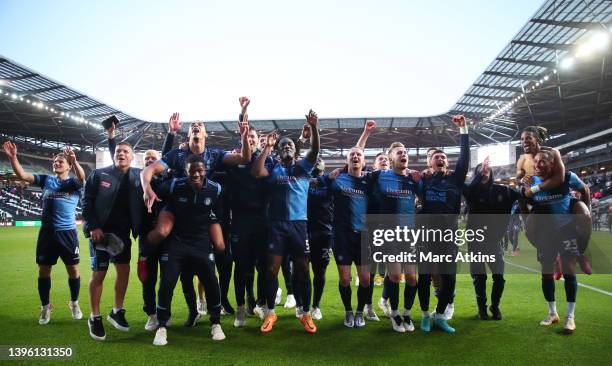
top-left (1, 227), bottom-right (611, 365)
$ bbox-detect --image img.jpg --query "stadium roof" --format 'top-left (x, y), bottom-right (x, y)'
top-left (452, 0), bottom-right (612, 145)
top-left (1, 0), bottom-right (611, 153)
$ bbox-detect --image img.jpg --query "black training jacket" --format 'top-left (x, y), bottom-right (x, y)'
top-left (81, 165), bottom-right (145, 238)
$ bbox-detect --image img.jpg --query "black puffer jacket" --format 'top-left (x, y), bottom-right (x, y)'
top-left (463, 164), bottom-right (520, 244)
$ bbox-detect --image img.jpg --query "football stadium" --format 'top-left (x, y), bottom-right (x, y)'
top-left (1, 0), bottom-right (611, 364)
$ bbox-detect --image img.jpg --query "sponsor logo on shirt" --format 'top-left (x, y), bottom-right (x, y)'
top-left (384, 187), bottom-right (414, 199)
top-left (340, 185), bottom-right (365, 197)
top-left (43, 191), bottom-right (73, 200)
top-left (101, 181), bottom-right (111, 188)
top-left (426, 190), bottom-right (447, 202)
top-left (275, 175), bottom-right (300, 184)
top-left (533, 193), bottom-right (564, 203)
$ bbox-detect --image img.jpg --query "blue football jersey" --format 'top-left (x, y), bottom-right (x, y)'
top-left (265, 159), bottom-right (314, 221)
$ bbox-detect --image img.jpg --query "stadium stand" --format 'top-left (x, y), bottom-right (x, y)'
top-left (0, 185), bottom-right (83, 222)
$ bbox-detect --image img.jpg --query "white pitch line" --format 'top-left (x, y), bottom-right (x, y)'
top-left (504, 260), bottom-right (539, 274)
top-left (504, 260), bottom-right (612, 297)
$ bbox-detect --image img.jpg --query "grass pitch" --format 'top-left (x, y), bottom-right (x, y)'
top-left (0, 227), bottom-right (611, 365)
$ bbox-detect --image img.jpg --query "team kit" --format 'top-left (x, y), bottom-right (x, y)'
top-left (2, 97), bottom-right (592, 346)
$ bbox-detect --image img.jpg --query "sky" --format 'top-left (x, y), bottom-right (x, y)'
top-left (0, 0), bottom-right (543, 122)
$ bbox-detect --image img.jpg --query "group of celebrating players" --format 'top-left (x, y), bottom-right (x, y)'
top-left (2, 96), bottom-right (592, 346)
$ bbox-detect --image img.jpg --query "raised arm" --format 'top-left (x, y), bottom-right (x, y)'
top-left (356, 120), bottom-right (376, 150)
top-left (465, 157), bottom-right (488, 200)
top-left (2, 141), bottom-right (35, 184)
top-left (222, 106), bottom-right (252, 166)
top-left (160, 112), bottom-right (181, 156)
top-left (64, 146), bottom-right (85, 184)
top-left (451, 115), bottom-right (470, 183)
top-left (251, 132), bottom-right (277, 178)
top-left (239, 117), bottom-right (251, 164)
top-left (296, 124), bottom-right (310, 151)
top-left (106, 122), bottom-right (117, 162)
top-left (305, 109), bottom-right (320, 164)
top-left (239, 96), bottom-right (250, 122)
top-left (160, 133), bottom-right (175, 157)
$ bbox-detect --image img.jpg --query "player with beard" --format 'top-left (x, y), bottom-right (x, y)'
top-left (151, 154), bottom-right (227, 345)
top-left (307, 156), bottom-right (333, 320)
top-left (3, 142), bottom-right (85, 325)
top-left (463, 157), bottom-right (521, 320)
top-left (141, 113), bottom-right (250, 324)
top-left (517, 126), bottom-right (592, 276)
top-left (251, 110), bottom-right (320, 334)
top-left (417, 115), bottom-right (469, 334)
top-left (525, 150), bottom-right (590, 333)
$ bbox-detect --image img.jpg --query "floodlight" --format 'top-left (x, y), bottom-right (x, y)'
top-left (560, 57), bottom-right (574, 69)
top-left (591, 31), bottom-right (609, 51)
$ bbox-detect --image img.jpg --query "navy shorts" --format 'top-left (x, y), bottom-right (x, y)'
top-left (36, 227), bottom-right (80, 266)
top-left (537, 223), bottom-right (580, 265)
top-left (309, 231), bottom-right (332, 268)
top-left (89, 231), bottom-right (132, 271)
top-left (267, 220), bottom-right (310, 258)
top-left (333, 227), bottom-right (364, 266)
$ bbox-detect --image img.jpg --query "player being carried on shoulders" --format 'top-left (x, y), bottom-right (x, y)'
top-left (517, 126), bottom-right (592, 277)
top-left (522, 150), bottom-right (590, 333)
